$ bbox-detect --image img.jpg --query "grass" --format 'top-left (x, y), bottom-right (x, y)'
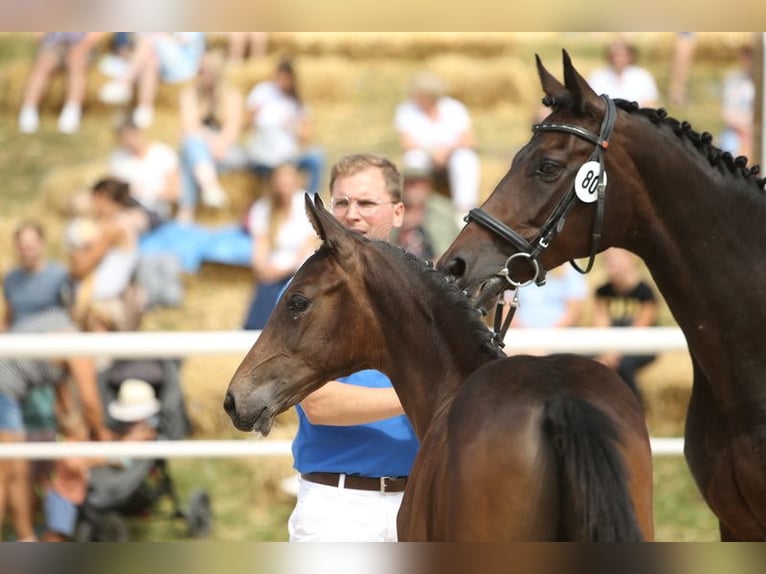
top-left (0, 32), bottom-right (750, 542)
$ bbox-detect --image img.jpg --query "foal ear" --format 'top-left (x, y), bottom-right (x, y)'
top-left (304, 193), bottom-right (357, 257)
top-left (562, 49), bottom-right (598, 113)
top-left (536, 53), bottom-right (567, 101)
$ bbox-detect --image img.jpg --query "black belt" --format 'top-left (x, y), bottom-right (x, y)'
top-left (301, 472), bottom-right (408, 493)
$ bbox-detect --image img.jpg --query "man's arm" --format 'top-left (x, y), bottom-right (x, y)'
top-left (300, 381), bottom-right (404, 426)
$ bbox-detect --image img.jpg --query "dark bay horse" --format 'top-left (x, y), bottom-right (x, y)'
top-left (438, 50), bottom-right (766, 540)
top-left (224, 194), bottom-right (653, 541)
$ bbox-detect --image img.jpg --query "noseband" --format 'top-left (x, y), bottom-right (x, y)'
top-left (465, 95), bottom-right (617, 288)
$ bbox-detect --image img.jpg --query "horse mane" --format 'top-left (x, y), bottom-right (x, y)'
top-left (372, 240), bottom-right (505, 360)
top-left (542, 96), bottom-right (766, 189)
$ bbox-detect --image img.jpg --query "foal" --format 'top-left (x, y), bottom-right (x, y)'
top-left (225, 195), bottom-right (653, 541)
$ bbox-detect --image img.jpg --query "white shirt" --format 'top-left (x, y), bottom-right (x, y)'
top-left (245, 81), bottom-right (306, 166)
top-left (109, 142), bottom-right (179, 217)
top-left (248, 191), bottom-right (314, 273)
top-left (394, 96), bottom-right (472, 151)
top-left (587, 66), bottom-right (659, 107)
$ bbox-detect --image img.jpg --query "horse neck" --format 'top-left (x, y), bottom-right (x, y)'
top-left (364, 260), bottom-right (497, 438)
top-left (620, 132), bottom-right (766, 406)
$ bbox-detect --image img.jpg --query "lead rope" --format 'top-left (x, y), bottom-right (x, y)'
top-left (492, 287), bottom-right (519, 348)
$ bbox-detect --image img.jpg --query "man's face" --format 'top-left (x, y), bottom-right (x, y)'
top-left (330, 167), bottom-right (404, 241)
top-left (15, 228), bottom-right (44, 271)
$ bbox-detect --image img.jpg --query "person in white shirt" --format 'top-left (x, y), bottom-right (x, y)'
top-left (244, 58), bottom-right (325, 196)
top-left (108, 118), bottom-right (181, 223)
top-left (394, 70), bottom-right (480, 215)
top-left (587, 38), bottom-right (660, 108)
top-left (242, 162), bottom-right (317, 330)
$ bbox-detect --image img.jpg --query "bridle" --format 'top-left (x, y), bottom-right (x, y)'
top-left (465, 94), bottom-right (617, 289)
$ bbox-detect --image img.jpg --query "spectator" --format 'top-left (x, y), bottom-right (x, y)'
top-left (178, 49), bottom-right (246, 221)
top-left (511, 265), bottom-right (588, 330)
top-left (227, 33), bottom-right (268, 63)
top-left (108, 118), bottom-right (181, 224)
top-left (18, 32), bottom-right (105, 134)
top-left (719, 44), bottom-right (755, 160)
top-left (592, 248), bottom-right (659, 398)
top-left (289, 153), bottom-right (418, 542)
top-left (41, 406), bottom-right (105, 542)
top-left (394, 70), bottom-right (480, 215)
top-left (394, 166), bottom-right (459, 261)
top-left (66, 178), bottom-right (143, 330)
top-left (587, 37), bottom-right (660, 107)
top-left (668, 32), bottom-right (697, 106)
top-left (0, 306), bottom-right (112, 541)
top-left (99, 33), bottom-right (206, 128)
top-left (244, 58), bottom-right (325, 196)
top-left (242, 162), bottom-right (316, 330)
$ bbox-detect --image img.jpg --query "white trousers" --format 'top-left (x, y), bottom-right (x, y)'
top-left (404, 147), bottom-right (481, 214)
top-left (288, 475), bottom-right (404, 542)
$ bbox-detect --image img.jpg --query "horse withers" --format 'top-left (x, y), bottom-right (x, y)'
top-left (438, 50), bottom-right (766, 541)
top-left (225, 194), bottom-right (653, 541)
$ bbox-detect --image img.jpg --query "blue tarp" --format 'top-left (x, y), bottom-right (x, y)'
top-left (139, 221), bottom-right (253, 274)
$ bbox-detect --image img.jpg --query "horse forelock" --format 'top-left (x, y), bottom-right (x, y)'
top-left (369, 241), bottom-right (504, 359)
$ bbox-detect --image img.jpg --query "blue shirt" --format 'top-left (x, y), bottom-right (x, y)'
top-left (292, 370), bottom-right (419, 478)
top-left (3, 262), bottom-right (69, 326)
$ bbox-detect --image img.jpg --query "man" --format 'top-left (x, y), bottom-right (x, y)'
top-left (289, 153), bottom-right (419, 542)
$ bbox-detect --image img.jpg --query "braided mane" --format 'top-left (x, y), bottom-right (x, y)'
top-left (542, 96), bottom-right (766, 189)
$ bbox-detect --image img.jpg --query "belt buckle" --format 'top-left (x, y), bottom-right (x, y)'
top-left (380, 476), bottom-right (391, 493)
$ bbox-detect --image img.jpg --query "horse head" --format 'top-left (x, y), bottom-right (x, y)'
top-left (224, 194), bottom-right (383, 435)
top-left (438, 50), bottom-right (635, 296)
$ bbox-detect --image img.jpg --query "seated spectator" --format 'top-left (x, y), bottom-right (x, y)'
top-left (99, 33), bottom-right (206, 128)
top-left (66, 178), bottom-right (143, 329)
top-left (41, 406), bottom-right (104, 542)
top-left (719, 44), bottom-right (755, 160)
top-left (18, 32), bottom-right (105, 134)
top-left (243, 162), bottom-right (317, 330)
top-left (586, 37), bottom-right (660, 107)
top-left (108, 118), bottom-right (181, 224)
top-left (227, 32), bottom-right (268, 63)
top-left (394, 166), bottom-right (459, 261)
top-left (511, 265), bottom-right (588, 329)
top-left (394, 70), bottom-right (480, 215)
top-left (668, 32), bottom-right (697, 106)
top-left (244, 58), bottom-right (325, 196)
top-left (178, 49), bottom-right (246, 221)
top-left (0, 306), bottom-right (112, 541)
top-left (592, 248), bottom-right (659, 398)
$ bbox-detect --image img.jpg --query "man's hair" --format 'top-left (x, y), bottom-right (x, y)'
top-left (329, 153), bottom-right (403, 203)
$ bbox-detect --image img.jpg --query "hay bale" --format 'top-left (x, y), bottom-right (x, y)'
top-left (638, 350), bottom-right (693, 435)
top-left (40, 160), bottom-right (106, 216)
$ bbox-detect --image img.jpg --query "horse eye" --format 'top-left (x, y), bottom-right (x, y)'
top-left (287, 294), bottom-right (310, 312)
top-left (536, 160), bottom-right (562, 181)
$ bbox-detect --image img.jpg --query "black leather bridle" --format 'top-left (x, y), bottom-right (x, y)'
top-left (465, 95), bottom-right (617, 289)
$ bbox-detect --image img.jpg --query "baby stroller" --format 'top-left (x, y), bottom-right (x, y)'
top-left (74, 358), bottom-right (213, 541)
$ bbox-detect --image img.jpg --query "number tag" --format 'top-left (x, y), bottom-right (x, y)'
top-left (574, 161), bottom-right (606, 204)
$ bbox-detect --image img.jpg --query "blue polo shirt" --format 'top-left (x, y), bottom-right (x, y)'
top-left (292, 370), bottom-right (419, 478)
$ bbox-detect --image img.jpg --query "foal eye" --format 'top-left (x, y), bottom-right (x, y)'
top-left (287, 294), bottom-right (310, 312)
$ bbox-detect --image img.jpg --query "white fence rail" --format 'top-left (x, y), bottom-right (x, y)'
top-left (0, 328), bottom-right (689, 458)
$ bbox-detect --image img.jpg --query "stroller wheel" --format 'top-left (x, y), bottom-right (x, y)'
top-left (93, 511), bottom-right (130, 542)
top-left (186, 489), bottom-right (213, 538)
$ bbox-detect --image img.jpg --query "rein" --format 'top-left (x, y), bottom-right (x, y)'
top-left (465, 95), bottom-right (616, 344)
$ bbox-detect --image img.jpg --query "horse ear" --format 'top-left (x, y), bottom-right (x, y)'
top-left (305, 193), bottom-right (329, 243)
top-left (303, 193), bottom-right (357, 258)
top-left (562, 49), bottom-right (597, 112)
top-left (536, 53), bottom-right (567, 100)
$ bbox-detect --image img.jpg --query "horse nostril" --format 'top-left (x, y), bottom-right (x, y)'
top-left (444, 257), bottom-right (466, 280)
top-left (223, 392), bottom-right (236, 416)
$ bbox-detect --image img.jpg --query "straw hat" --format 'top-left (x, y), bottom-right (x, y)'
top-left (108, 379), bottom-right (161, 422)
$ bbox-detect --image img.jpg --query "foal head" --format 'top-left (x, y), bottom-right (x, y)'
top-left (224, 195), bottom-right (390, 434)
